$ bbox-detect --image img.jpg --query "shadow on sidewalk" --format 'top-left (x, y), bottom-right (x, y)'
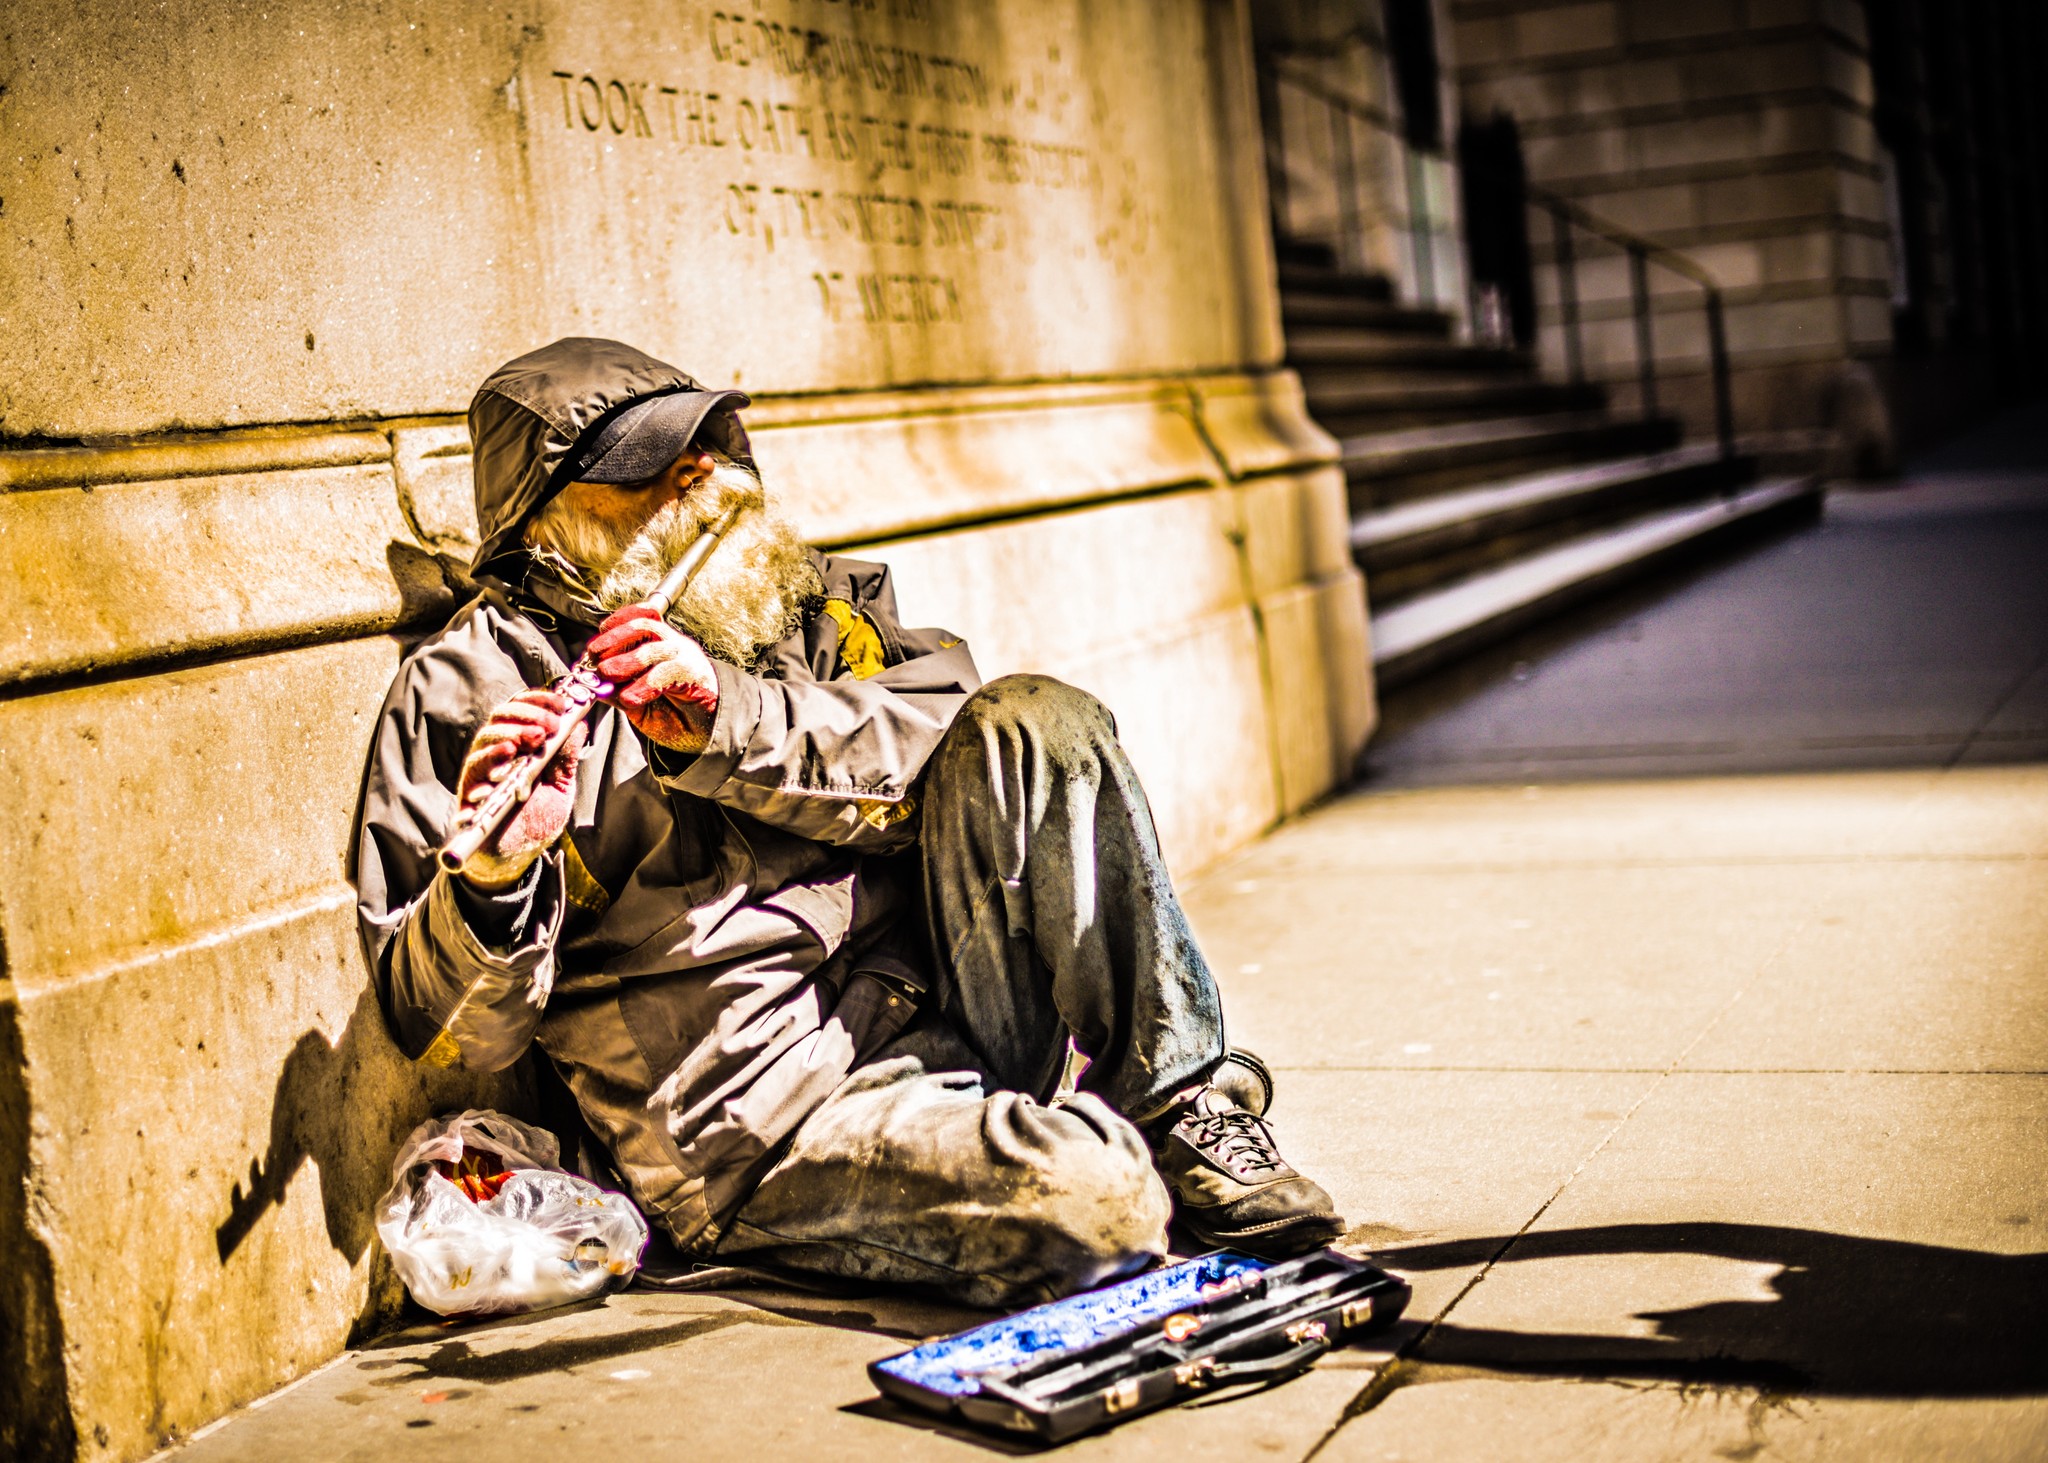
top-left (1380, 1222), bottom-right (2048, 1398)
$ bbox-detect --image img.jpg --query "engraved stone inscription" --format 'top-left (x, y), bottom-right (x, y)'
top-left (527, 0), bottom-right (1158, 346)
top-left (1, 0), bottom-right (1269, 436)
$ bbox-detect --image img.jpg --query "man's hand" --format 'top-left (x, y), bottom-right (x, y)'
top-left (588, 604), bottom-right (720, 753)
top-left (455, 688), bottom-right (587, 887)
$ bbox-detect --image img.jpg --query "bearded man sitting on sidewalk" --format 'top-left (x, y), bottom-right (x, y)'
top-left (355, 337), bottom-right (1343, 1306)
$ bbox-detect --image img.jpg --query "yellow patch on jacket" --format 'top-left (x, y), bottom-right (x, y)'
top-left (821, 598), bottom-right (888, 680)
top-left (560, 833), bottom-right (611, 917)
top-left (420, 1029), bottom-right (464, 1069)
top-left (854, 796), bottom-right (917, 831)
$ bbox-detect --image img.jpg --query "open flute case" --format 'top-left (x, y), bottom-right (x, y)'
top-left (869, 1249), bottom-right (1410, 1444)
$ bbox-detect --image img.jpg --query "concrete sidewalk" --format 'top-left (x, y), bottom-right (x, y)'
top-left (159, 765), bottom-right (2048, 1462)
top-left (164, 411), bottom-right (2048, 1462)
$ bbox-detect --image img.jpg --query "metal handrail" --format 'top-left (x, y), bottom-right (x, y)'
top-left (1258, 53), bottom-right (1737, 461)
top-left (1518, 177), bottom-right (1738, 461)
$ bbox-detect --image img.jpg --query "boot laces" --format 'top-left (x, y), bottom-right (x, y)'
top-left (1182, 1109), bottom-right (1286, 1177)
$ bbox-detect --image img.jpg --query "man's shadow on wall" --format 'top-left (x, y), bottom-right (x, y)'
top-left (214, 549), bottom-right (518, 1277)
top-left (212, 991), bottom-right (379, 1268)
top-left (211, 986), bottom-right (497, 1271)
top-left (1377, 1223), bottom-right (2048, 1399)
top-left (213, 547), bottom-right (533, 1293)
top-left (210, 984), bottom-right (539, 1344)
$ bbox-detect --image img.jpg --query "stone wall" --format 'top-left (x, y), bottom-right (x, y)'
top-left (1863, 0), bottom-right (2048, 454)
top-left (0, 2), bottom-right (1374, 1457)
top-left (1451, 0), bottom-right (1894, 459)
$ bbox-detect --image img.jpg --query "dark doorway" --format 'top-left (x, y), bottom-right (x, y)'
top-left (1458, 110), bottom-right (1536, 348)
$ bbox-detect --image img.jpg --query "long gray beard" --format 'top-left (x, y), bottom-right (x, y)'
top-left (529, 463), bottom-right (824, 668)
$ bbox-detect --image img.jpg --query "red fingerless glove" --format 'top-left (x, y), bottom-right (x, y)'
top-left (454, 688), bottom-right (588, 887)
top-left (586, 605), bottom-right (720, 753)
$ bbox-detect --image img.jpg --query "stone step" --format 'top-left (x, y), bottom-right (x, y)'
top-left (1369, 476), bottom-right (1823, 688)
top-left (1276, 261), bottom-right (1395, 299)
top-left (1356, 445), bottom-right (1752, 603)
top-left (1353, 443), bottom-right (1742, 569)
top-left (1303, 376), bottom-right (1603, 432)
top-left (1340, 412), bottom-right (1680, 507)
top-left (1287, 329), bottom-right (1530, 371)
top-left (1279, 291), bottom-right (1454, 335)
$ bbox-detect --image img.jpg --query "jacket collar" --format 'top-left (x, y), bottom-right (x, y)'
top-left (476, 546), bottom-right (609, 659)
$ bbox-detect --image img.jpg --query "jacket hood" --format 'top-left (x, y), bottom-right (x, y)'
top-left (466, 337), bottom-right (755, 574)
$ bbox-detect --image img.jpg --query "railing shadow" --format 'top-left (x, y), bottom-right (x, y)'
top-left (1379, 1222), bottom-right (2048, 1399)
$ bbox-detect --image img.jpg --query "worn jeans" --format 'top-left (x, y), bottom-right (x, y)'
top-left (715, 675), bottom-right (1228, 1305)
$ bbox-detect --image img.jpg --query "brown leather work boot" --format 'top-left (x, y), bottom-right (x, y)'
top-left (1148, 1082), bottom-right (1345, 1259)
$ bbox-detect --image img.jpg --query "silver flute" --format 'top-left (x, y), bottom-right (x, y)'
top-left (437, 504), bottom-right (743, 874)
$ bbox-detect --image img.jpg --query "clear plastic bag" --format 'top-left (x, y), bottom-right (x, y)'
top-left (375, 1108), bottom-right (649, 1318)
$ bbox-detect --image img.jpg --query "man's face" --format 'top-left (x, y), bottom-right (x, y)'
top-left (524, 441), bottom-right (824, 668)
top-left (553, 448), bottom-right (718, 543)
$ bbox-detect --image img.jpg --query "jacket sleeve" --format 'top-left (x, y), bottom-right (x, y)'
top-left (353, 614), bottom-right (568, 1071)
top-left (652, 560), bottom-right (982, 851)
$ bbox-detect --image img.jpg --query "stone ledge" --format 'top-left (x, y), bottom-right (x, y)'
top-left (1192, 372), bottom-right (1341, 482)
top-left (857, 488), bottom-right (1250, 684)
top-left (0, 374), bottom-right (1332, 697)
top-left (397, 373), bottom-right (1328, 552)
top-left (761, 394), bottom-right (1220, 548)
top-left (389, 423), bottom-right (475, 550)
top-left (0, 466), bottom-right (428, 695)
top-left (0, 428), bottom-right (391, 492)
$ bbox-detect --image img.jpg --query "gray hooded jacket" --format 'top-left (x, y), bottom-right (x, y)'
top-left (354, 339), bottom-right (981, 1250)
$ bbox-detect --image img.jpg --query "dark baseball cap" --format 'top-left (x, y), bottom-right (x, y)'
top-left (565, 386), bottom-right (751, 484)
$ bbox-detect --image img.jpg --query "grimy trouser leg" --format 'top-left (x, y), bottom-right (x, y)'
top-left (715, 1052), bottom-right (1173, 1306)
top-left (918, 673), bottom-right (1227, 1119)
top-left (713, 676), bottom-right (1225, 1304)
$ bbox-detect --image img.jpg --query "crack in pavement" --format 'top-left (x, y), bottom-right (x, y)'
top-left (1298, 913), bottom-right (1816, 1461)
